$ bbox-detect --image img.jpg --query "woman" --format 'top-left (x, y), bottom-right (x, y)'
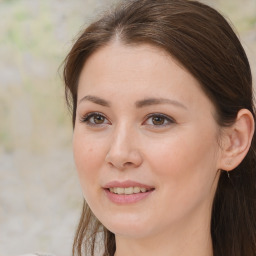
top-left (63, 0), bottom-right (256, 255)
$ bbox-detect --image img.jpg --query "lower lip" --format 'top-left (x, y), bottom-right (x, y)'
top-left (104, 189), bottom-right (154, 204)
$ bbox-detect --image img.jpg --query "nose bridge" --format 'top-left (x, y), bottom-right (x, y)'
top-left (113, 121), bottom-right (132, 150)
top-left (106, 120), bottom-right (142, 169)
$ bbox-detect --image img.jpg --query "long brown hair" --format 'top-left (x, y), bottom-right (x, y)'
top-left (62, 0), bottom-right (256, 255)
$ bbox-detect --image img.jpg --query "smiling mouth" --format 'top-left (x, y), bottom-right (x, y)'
top-left (108, 187), bottom-right (154, 195)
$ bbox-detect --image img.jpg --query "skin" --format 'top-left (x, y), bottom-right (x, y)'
top-left (73, 42), bottom-right (253, 256)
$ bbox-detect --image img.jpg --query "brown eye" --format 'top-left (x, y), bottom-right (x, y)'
top-left (143, 113), bottom-right (175, 127)
top-left (93, 114), bottom-right (105, 124)
top-left (81, 112), bottom-right (110, 126)
top-left (152, 116), bottom-right (165, 125)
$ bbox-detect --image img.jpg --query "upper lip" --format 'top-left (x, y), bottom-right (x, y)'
top-left (103, 180), bottom-right (154, 189)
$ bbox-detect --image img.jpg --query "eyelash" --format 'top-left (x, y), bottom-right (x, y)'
top-left (79, 112), bottom-right (110, 127)
top-left (80, 112), bottom-right (176, 128)
top-left (143, 113), bottom-right (176, 127)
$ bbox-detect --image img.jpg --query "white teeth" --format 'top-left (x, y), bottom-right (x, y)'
top-left (124, 187), bottom-right (133, 194)
top-left (109, 186), bottom-right (151, 195)
top-left (140, 188), bottom-right (146, 193)
top-left (133, 187), bottom-right (140, 193)
top-left (116, 187), bottom-right (124, 194)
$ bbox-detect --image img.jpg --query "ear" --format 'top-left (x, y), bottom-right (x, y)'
top-left (219, 109), bottom-right (255, 171)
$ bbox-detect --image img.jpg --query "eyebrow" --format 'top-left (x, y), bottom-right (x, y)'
top-left (79, 95), bottom-right (187, 110)
top-left (78, 95), bottom-right (111, 107)
top-left (135, 97), bottom-right (187, 109)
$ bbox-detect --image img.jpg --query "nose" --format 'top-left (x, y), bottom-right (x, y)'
top-left (105, 124), bottom-right (143, 170)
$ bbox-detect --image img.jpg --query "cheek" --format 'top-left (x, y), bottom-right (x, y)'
top-left (142, 130), bottom-right (219, 223)
top-left (145, 127), bottom-right (219, 190)
top-left (72, 131), bottom-right (106, 191)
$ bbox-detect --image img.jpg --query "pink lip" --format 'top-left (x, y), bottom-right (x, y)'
top-left (103, 180), bottom-right (155, 204)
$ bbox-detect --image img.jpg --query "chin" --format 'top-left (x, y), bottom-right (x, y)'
top-left (99, 214), bottom-right (155, 238)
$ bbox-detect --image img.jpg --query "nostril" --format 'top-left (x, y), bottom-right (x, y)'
top-left (108, 162), bottom-right (115, 167)
top-left (105, 149), bottom-right (143, 169)
top-left (107, 161), bottom-right (133, 169)
top-left (124, 162), bottom-right (133, 166)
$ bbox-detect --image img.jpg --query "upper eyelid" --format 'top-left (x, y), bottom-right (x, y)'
top-left (85, 112), bottom-right (106, 118)
top-left (80, 112), bottom-right (109, 123)
top-left (144, 113), bottom-right (176, 122)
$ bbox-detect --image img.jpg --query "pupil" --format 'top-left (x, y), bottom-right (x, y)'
top-left (94, 115), bottom-right (104, 124)
top-left (153, 116), bottom-right (164, 125)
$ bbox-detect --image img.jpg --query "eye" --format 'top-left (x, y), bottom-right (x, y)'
top-left (143, 113), bottom-right (175, 127)
top-left (80, 112), bottom-right (110, 126)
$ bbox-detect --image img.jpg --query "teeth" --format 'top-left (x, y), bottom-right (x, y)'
top-left (116, 187), bottom-right (124, 194)
top-left (109, 187), bottom-right (151, 195)
top-left (124, 187), bottom-right (133, 194)
top-left (133, 187), bottom-right (140, 193)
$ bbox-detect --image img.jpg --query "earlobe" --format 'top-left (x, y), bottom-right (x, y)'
top-left (219, 109), bottom-right (255, 171)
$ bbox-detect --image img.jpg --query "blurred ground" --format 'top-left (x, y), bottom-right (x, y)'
top-left (0, 0), bottom-right (255, 256)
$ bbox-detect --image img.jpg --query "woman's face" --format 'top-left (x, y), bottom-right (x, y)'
top-left (73, 42), bottom-right (222, 239)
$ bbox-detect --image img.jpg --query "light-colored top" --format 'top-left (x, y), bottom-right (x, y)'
top-left (18, 253), bottom-right (55, 256)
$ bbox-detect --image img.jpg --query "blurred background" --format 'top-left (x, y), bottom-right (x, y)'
top-left (0, 0), bottom-right (255, 255)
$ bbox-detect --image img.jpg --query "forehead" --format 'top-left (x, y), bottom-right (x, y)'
top-left (79, 42), bottom-right (179, 79)
top-left (77, 42), bottom-right (215, 115)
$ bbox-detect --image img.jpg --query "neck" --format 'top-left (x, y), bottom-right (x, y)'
top-left (114, 210), bottom-right (213, 256)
